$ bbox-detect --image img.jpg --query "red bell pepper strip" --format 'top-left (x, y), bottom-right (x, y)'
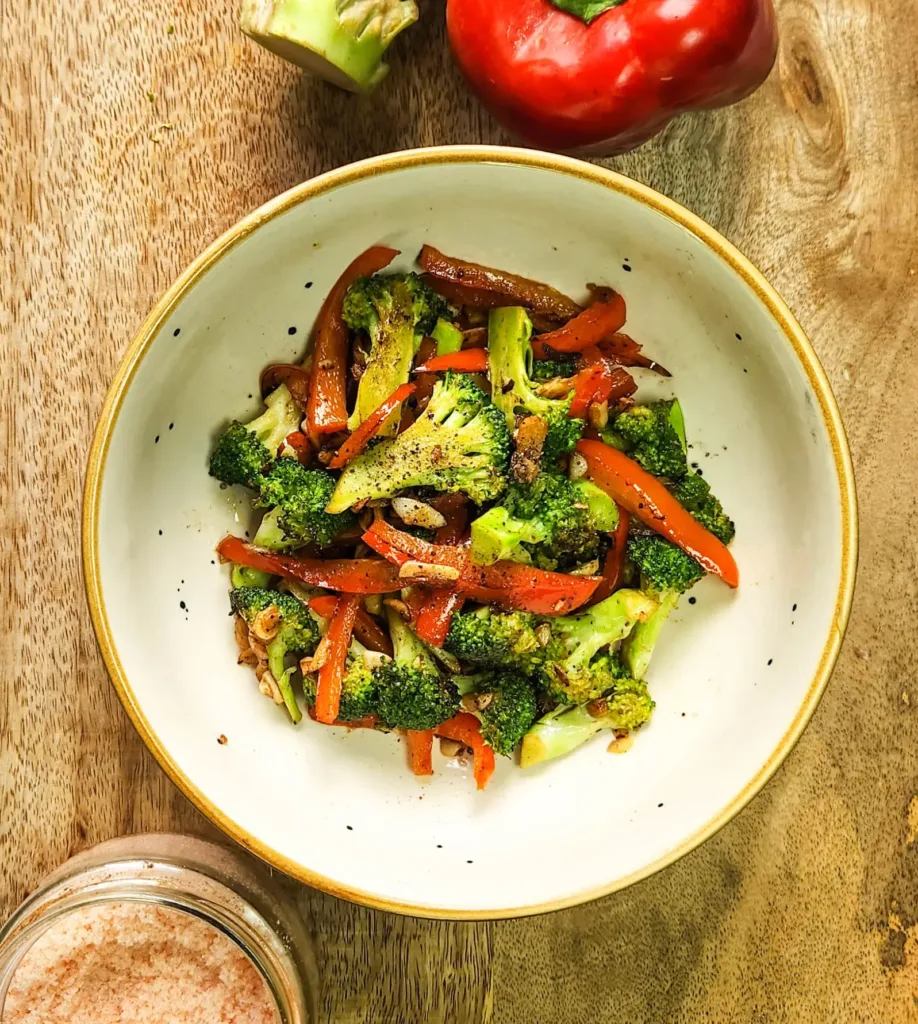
top-left (307, 596), bottom-right (394, 656)
top-left (418, 245), bottom-right (582, 321)
top-left (568, 351), bottom-right (636, 419)
top-left (362, 520), bottom-right (601, 614)
top-left (598, 333), bottom-right (671, 377)
top-left (531, 293), bottom-right (627, 359)
top-left (435, 713), bottom-right (496, 790)
top-left (576, 440), bottom-right (739, 587)
top-left (414, 589), bottom-right (465, 647)
top-left (414, 349), bottom-right (489, 374)
top-left (261, 364), bottom-right (312, 409)
top-left (315, 596), bottom-right (360, 724)
top-left (216, 536), bottom-right (402, 594)
top-left (306, 246), bottom-right (399, 439)
top-left (589, 506), bottom-right (630, 606)
top-left (430, 494), bottom-right (469, 545)
top-left (404, 729), bottom-right (435, 776)
top-left (446, 0), bottom-right (778, 156)
top-left (328, 382), bottom-right (416, 469)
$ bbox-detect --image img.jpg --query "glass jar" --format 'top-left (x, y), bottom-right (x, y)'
top-left (0, 834), bottom-right (315, 1023)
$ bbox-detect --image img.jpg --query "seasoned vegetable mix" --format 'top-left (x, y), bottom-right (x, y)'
top-left (212, 245), bottom-right (738, 789)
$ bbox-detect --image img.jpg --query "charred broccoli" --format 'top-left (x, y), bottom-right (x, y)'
top-left (471, 673), bottom-right (539, 757)
top-left (444, 606), bottom-right (544, 675)
top-left (302, 639), bottom-right (381, 722)
top-left (327, 372), bottom-right (510, 511)
top-left (669, 472), bottom-right (735, 544)
top-left (343, 272), bottom-right (452, 436)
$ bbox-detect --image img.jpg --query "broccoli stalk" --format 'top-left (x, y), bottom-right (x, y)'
top-left (619, 534), bottom-right (705, 681)
top-left (209, 384), bottom-right (301, 488)
top-left (470, 472), bottom-right (618, 570)
top-left (374, 607), bottom-right (460, 730)
top-left (240, 0), bottom-right (418, 93)
top-left (327, 372), bottom-right (510, 511)
top-left (487, 307), bottom-right (584, 466)
top-left (539, 589), bottom-right (659, 705)
top-left (230, 587), bottom-right (321, 723)
top-left (520, 676), bottom-right (654, 767)
top-left (343, 273), bottom-right (451, 436)
top-left (432, 317), bottom-right (464, 356)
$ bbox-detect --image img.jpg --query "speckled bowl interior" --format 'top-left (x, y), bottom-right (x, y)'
top-left (84, 147), bottom-right (856, 918)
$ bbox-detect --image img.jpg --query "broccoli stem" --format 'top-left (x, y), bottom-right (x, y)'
top-left (621, 590), bottom-right (680, 680)
top-left (432, 318), bottom-right (464, 356)
top-left (274, 665), bottom-right (305, 724)
top-left (240, 0), bottom-right (418, 92)
top-left (520, 707), bottom-right (603, 766)
top-left (231, 564), bottom-right (273, 589)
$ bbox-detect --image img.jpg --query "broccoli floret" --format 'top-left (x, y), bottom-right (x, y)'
top-left (209, 384), bottom-right (301, 488)
top-left (487, 306), bottom-right (584, 467)
top-left (327, 372), bottom-right (510, 512)
top-left (257, 459), bottom-right (356, 547)
top-left (520, 673), bottom-right (654, 767)
top-left (374, 607), bottom-right (459, 730)
top-left (444, 606), bottom-right (544, 674)
top-left (473, 673), bottom-right (539, 757)
top-left (530, 357), bottom-right (579, 382)
top-left (669, 472), bottom-right (736, 545)
top-left (542, 416), bottom-right (585, 467)
top-left (302, 640), bottom-right (380, 722)
top-left (344, 273), bottom-right (452, 436)
top-left (538, 589), bottom-right (659, 705)
top-left (626, 534), bottom-right (705, 594)
top-left (230, 587), bottom-right (320, 722)
top-left (605, 400), bottom-right (688, 480)
top-left (470, 472), bottom-right (617, 570)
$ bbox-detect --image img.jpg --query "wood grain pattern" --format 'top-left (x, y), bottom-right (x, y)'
top-left (2, 0), bottom-right (917, 1019)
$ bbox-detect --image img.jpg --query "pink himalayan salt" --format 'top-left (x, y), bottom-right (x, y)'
top-left (2, 901), bottom-right (279, 1024)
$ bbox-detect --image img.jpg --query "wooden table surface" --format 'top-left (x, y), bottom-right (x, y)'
top-left (3, 0), bottom-right (917, 1019)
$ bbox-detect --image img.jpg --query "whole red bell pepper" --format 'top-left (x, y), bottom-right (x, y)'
top-left (446, 0), bottom-right (778, 155)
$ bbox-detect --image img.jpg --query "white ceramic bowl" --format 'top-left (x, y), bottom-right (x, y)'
top-left (84, 147), bottom-right (857, 919)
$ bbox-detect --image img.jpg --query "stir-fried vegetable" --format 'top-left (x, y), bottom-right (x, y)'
top-left (211, 244), bottom-right (738, 785)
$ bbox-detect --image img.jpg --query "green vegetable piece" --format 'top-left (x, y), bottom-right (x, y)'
top-left (538, 589), bottom-right (658, 705)
top-left (474, 673), bottom-right (539, 757)
top-left (231, 564), bottom-right (273, 588)
top-left (520, 675), bottom-right (654, 768)
top-left (605, 400), bottom-right (688, 481)
top-left (327, 372), bottom-right (510, 511)
top-left (374, 607), bottom-right (460, 730)
top-left (487, 306), bottom-right (583, 467)
top-left (209, 384), bottom-right (301, 488)
top-left (230, 587), bottom-right (321, 723)
top-left (302, 640), bottom-right (380, 721)
top-left (344, 273), bottom-right (452, 435)
top-left (444, 607), bottom-right (545, 675)
top-left (668, 472), bottom-right (735, 545)
top-left (432, 317), bottom-right (464, 356)
top-left (258, 460), bottom-right (356, 547)
top-left (469, 506), bottom-right (545, 565)
top-left (240, 0), bottom-right (419, 93)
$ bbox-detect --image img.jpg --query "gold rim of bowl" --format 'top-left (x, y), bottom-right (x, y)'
top-left (82, 145), bottom-right (859, 920)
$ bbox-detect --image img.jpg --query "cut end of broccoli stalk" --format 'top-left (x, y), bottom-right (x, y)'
top-left (520, 707), bottom-right (604, 768)
top-left (622, 590), bottom-right (680, 680)
top-left (240, 0), bottom-right (419, 93)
